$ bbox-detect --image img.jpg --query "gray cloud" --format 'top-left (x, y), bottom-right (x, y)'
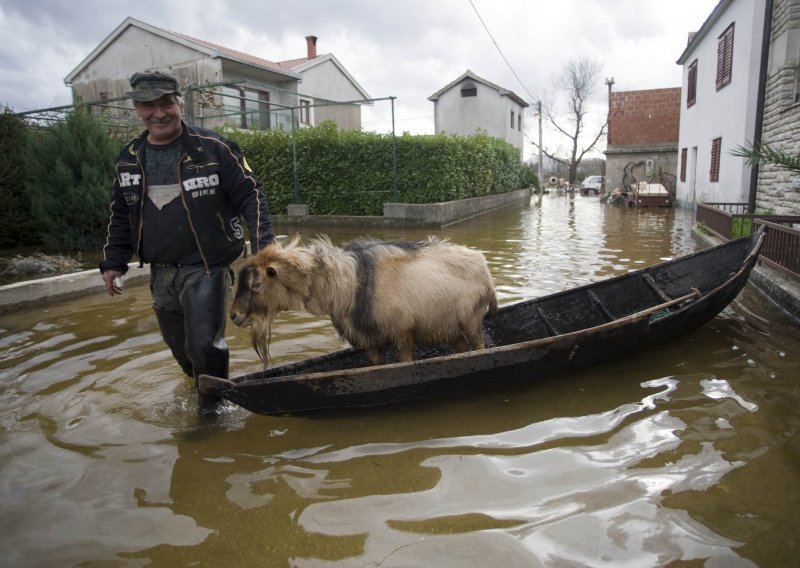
top-left (1, 0), bottom-right (718, 157)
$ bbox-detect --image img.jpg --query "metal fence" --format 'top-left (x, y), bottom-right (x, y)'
top-left (14, 85), bottom-right (401, 202)
top-left (14, 80), bottom-right (376, 134)
top-left (696, 202), bottom-right (800, 280)
top-left (753, 218), bottom-right (800, 279)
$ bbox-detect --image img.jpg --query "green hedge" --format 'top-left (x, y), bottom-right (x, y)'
top-left (4, 117), bottom-right (526, 253)
top-left (228, 122), bottom-right (526, 216)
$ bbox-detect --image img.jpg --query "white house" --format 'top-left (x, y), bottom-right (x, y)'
top-left (675, 0), bottom-right (767, 207)
top-left (276, 36), bottom-right (371, 131)
top-left (64, 18), bottom-right (370, 131)
top-left (428, 70), bottom-right (528, 156)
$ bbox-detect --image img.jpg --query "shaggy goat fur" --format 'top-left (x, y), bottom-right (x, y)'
top-left (230, 236), bottom-right (498, 365)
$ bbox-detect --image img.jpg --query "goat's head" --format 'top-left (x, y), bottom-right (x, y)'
top-left (230, 239), bottom-right (313, 362)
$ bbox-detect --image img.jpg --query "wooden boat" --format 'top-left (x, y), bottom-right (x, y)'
top-left (199, 228), bottom-right (765, 415)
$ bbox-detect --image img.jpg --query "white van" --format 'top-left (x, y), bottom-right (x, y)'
top-left (580, 175), bottom-right (604, 195)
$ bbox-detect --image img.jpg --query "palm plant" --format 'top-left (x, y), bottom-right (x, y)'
top-left (731, 142), bottom-right (800, 172)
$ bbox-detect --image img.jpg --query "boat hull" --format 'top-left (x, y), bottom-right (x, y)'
top-left (200, 230), bottom-right (764, 415)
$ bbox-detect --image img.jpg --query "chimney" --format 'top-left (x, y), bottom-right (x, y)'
top-left (305, 35), bottom-right (318, 59)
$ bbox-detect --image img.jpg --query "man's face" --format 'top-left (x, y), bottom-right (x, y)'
top-left (135, 94), bottom-right (182, 144)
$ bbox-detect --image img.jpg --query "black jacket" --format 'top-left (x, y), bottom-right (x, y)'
top-left (100, 123), bottom-right (274, 274)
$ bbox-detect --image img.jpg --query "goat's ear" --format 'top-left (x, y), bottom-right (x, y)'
top-left (266, 266), bottom-right (278, 278)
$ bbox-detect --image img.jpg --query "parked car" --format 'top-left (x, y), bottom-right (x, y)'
top-left (580, 175), bottom-right (604, 195)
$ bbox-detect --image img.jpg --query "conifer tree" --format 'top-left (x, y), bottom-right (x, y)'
top-left (26, 105), bottom-right (116, 250)
top-left (0, 107), bottom-right (37, 247)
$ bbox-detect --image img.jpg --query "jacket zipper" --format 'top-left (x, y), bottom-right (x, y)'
top-left (177, 153), bottom-right (211, 275)
top-left (135, 151), bottom-right (146, 267)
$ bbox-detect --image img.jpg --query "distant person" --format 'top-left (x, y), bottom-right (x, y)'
top-left (99, 69), bottom-right (275, 411)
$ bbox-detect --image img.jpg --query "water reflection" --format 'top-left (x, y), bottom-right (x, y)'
top-left (1, 195), bottom-right (798, 566)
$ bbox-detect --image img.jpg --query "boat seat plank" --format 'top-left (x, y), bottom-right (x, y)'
top-left (646, 244), bottom-right (748, 298)
top-left (535, 292), bottom-right (612, 334)
top-left (486, 306), bottom-right (554, 346)
top-left (588, 277), bottom-right (664, 318)
top-left (642, 273), bottom-right (673, 302)
top-left (535, 307), bottom-right (559, 335)
top-left (587, 289), bottom-right (616, 321)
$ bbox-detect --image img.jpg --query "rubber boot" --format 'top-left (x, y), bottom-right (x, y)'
top-left (181, 269), bottom-right (230, 412)
top-left (154, 308), bottom-right (194, 378)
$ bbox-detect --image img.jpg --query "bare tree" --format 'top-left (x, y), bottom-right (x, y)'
top-left (532, 58), bottom-right (607, 184)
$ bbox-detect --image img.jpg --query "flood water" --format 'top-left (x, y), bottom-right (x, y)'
top-left (1, 194), bottom-right (799, 566)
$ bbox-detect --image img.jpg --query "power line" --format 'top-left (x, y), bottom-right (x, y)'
top-left (467, 0), bottom-right (536, 103)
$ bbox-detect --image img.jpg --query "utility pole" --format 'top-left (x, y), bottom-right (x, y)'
top-left (537, 100), bottom-right (543, 202)
top-left (605, 76), bottom-right (615, 96)
top-left (604, 78), bottom-right (614, 195)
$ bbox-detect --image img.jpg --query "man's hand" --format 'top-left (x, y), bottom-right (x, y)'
top-left (102, 270), bottom-right (124, 296)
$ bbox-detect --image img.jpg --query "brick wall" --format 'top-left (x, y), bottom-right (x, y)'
top-left (607, 88), bottom-right (681, 146)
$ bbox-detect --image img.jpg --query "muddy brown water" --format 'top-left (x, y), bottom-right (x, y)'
top-left (1, 194), bottom-right (798, 566)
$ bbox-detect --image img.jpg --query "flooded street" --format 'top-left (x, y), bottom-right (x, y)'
top-left (1, 194), bottom-right (799, 566)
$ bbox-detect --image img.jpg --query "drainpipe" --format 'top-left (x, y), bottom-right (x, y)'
top-left (749, 0), bottom-right (773, 213)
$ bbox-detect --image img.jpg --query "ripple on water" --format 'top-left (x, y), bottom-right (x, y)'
top-left (279, 375), bottom-right (758, 566)
top-left (0, 196), bottom-right (796, 566)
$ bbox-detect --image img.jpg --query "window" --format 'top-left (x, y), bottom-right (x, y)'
top-left (680, 148), bottom-right (688, 182)
top-left (710, 138), bottom-right (722, 182)
top-left (510, 110), bottom-right (515, 128)
top-left (518, 114), bottom-right (522, 131)
top-left (461, 87), bottom-right (477, 97)
top-left (299, 100), bottom-right (310, 125)
top-left (687, 59), bottom-right (698, 107)
top-left (250, 91), bottom-right (271, 130)
top-left (716, 23), bottom-right (734, 91)
top-left (795, 63), bottom-right (800, 104)
top-left (221, 86), bottom-right (271, 129)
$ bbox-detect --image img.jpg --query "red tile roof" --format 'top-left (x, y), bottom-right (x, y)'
top-left (278, 57), bottom-right (311, 69)
top-left (173, 31), bottom-right (293, 73)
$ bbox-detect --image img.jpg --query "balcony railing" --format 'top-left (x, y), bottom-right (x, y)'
top-left (696, 202), bottom-right (800, 280)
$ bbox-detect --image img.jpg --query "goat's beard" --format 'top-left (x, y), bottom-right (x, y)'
top-left (250, 316), bottom-right (274, 368)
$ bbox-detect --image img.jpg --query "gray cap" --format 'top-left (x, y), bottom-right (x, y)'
top-left (126, 69), bottom-right (180, 101)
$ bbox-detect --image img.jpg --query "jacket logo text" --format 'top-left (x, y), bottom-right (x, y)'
top-left (119, 172), bottom-right (142, 187)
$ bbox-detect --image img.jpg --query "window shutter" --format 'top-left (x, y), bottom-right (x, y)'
top-left (716, 24), bottom-right (734, 90)
top-left (680, 148), bottom-right (688, 182)
top-left (688, 60), bottom-right (698, 107)
top-left (710, 138), bottom-right (722, 182)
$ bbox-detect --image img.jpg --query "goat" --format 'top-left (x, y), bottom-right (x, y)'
top-left (230, 236), bottom-right (498, 366)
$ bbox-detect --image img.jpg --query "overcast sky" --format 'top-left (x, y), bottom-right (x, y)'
top-left (1, 0), bottom-right (719, 159)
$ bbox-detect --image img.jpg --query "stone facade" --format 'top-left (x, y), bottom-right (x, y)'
top-left (756, 0), bottom-right (800, 215)
top-left (604, 88), bottom-right (681, 193)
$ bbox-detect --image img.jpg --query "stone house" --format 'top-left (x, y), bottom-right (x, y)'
top-left (428, 70), bottom-right (528, 156)
top-left (756, 0), bottom-right (800, 215)
top-left (64, 17), bottom-right (370, 132)
top-left (605, 88), bottom-right (681, 194)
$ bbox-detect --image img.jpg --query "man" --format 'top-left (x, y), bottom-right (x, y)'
top-left (100, 68), bottom-right (275, 411)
